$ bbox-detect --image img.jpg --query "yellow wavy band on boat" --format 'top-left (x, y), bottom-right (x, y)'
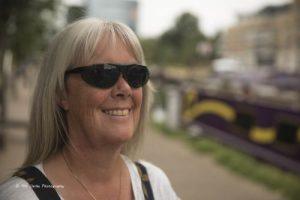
top-left (249, 127), bottom-right (276, 144)
top-left (183, 100), bottom-right (236, 122)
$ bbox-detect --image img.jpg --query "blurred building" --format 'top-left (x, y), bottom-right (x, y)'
top-left (87, 0), bottom-right (138, 32)
top-left (219, 0), bottom-right (300, 72)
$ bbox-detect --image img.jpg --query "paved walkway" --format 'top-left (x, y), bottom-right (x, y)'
top-left (139, 129), bottom-right (284, 200)
top-left (0, 74), bottom-right (32, 181)
top-left (0, 72), bottom-right (285, 200)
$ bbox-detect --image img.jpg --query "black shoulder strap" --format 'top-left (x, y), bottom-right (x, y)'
top-left (13, 166), bottom-right (61, 200)
top-left (134, 161), bottom-right (155, 200)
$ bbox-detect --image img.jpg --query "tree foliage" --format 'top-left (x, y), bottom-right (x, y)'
top-left (141, 12), bottom-right (208, 67)
top-left (0, 0), bottom-right (60, 121)
top-left (67, 5), bottom-right (87, 23)
top-left (0, 0), bottom-right (60, 64)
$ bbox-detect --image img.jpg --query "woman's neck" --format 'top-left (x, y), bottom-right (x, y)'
top-left (61, 142), bottom-right (124, 184)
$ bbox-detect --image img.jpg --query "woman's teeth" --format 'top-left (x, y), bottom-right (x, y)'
top-left (103, 109), bottom-right (130, 116)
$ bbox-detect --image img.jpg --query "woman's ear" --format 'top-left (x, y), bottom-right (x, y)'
top-left (59, 99), bottom-right (69, 110)
top-left (57, 92), bottom-right (69, 111)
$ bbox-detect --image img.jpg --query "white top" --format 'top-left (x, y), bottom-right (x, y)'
top-left (0, 156), bottom-right (179, 200)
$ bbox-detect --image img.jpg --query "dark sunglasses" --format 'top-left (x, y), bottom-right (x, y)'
top-left (65, 63), bottom-right (150, 89)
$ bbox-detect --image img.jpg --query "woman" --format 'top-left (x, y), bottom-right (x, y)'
top-left (0, 18), bottom-right (179, 200)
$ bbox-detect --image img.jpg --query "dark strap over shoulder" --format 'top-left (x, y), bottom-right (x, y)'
top-left (13, 166), bottom-right (61, 200)
top-left (135, 161), bottom-right (155, 200)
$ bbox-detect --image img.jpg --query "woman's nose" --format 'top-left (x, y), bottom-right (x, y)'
top-left (111, 75), bottom-right (132, 98)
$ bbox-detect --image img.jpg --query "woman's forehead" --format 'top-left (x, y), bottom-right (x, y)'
top-left (89, 38), bottom-right (136, 64)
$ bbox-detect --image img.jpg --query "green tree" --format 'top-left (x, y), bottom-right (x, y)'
top-left (0, 0), bottom-right (60, 122)
top-left (67, 5), bottom-right (87, 23)
top-left (153, 12), bottom-right (206, 66)
top-left (210, 31), bottom-right (222, 59)
top-left (0, 0), bottom-right (60, 65)
top-left (140, 38), bottom-right (158, 64)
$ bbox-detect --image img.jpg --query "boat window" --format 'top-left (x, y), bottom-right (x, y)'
top-left (277, 121), bottom-right (297, 144)
top-left (234, 112), bottom-right (255, 131)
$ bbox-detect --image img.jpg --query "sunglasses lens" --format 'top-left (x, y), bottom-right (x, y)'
top-left (126, 65), bottom-right (149, 88)
top-left (81, 65), bottom-right (119, 88)
top-left (67, 64), bottom-right (149, 89)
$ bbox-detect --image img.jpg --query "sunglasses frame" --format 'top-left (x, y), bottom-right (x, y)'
top-left (65, 63), bottom-right (150, 89)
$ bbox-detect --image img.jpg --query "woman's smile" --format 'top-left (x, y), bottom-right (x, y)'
top-left (103, 109), bottom-right (130, 116)
top-left (101, 108), bottom-right (132, 119)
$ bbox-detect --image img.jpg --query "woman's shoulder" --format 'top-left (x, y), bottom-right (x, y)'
top-left (138, 160), bottom-right (170, 181)
top-left (123, 156), bottom-right (179, 200)
top-left (0, 176), bottom-right (38, 200)
top-left (138, 160), bottom-right (179, 199)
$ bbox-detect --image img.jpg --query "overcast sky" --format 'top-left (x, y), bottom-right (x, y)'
top-left (65, 0), bottom-right (292, 37)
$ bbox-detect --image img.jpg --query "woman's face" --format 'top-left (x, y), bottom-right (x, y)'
top-left (62, 41), bottom-right (143, 147)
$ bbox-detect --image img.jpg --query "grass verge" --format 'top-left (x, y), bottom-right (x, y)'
top-left (152, 122), bottom-right (300, 200)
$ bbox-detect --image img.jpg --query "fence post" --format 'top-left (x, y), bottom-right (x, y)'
top-left (166, 85), bottom-right (182, 129)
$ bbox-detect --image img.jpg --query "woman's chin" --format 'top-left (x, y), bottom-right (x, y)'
top-left (100, 130), bottom-right (134, 145)
top-left (115, 131), bottom-right (134, 143)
